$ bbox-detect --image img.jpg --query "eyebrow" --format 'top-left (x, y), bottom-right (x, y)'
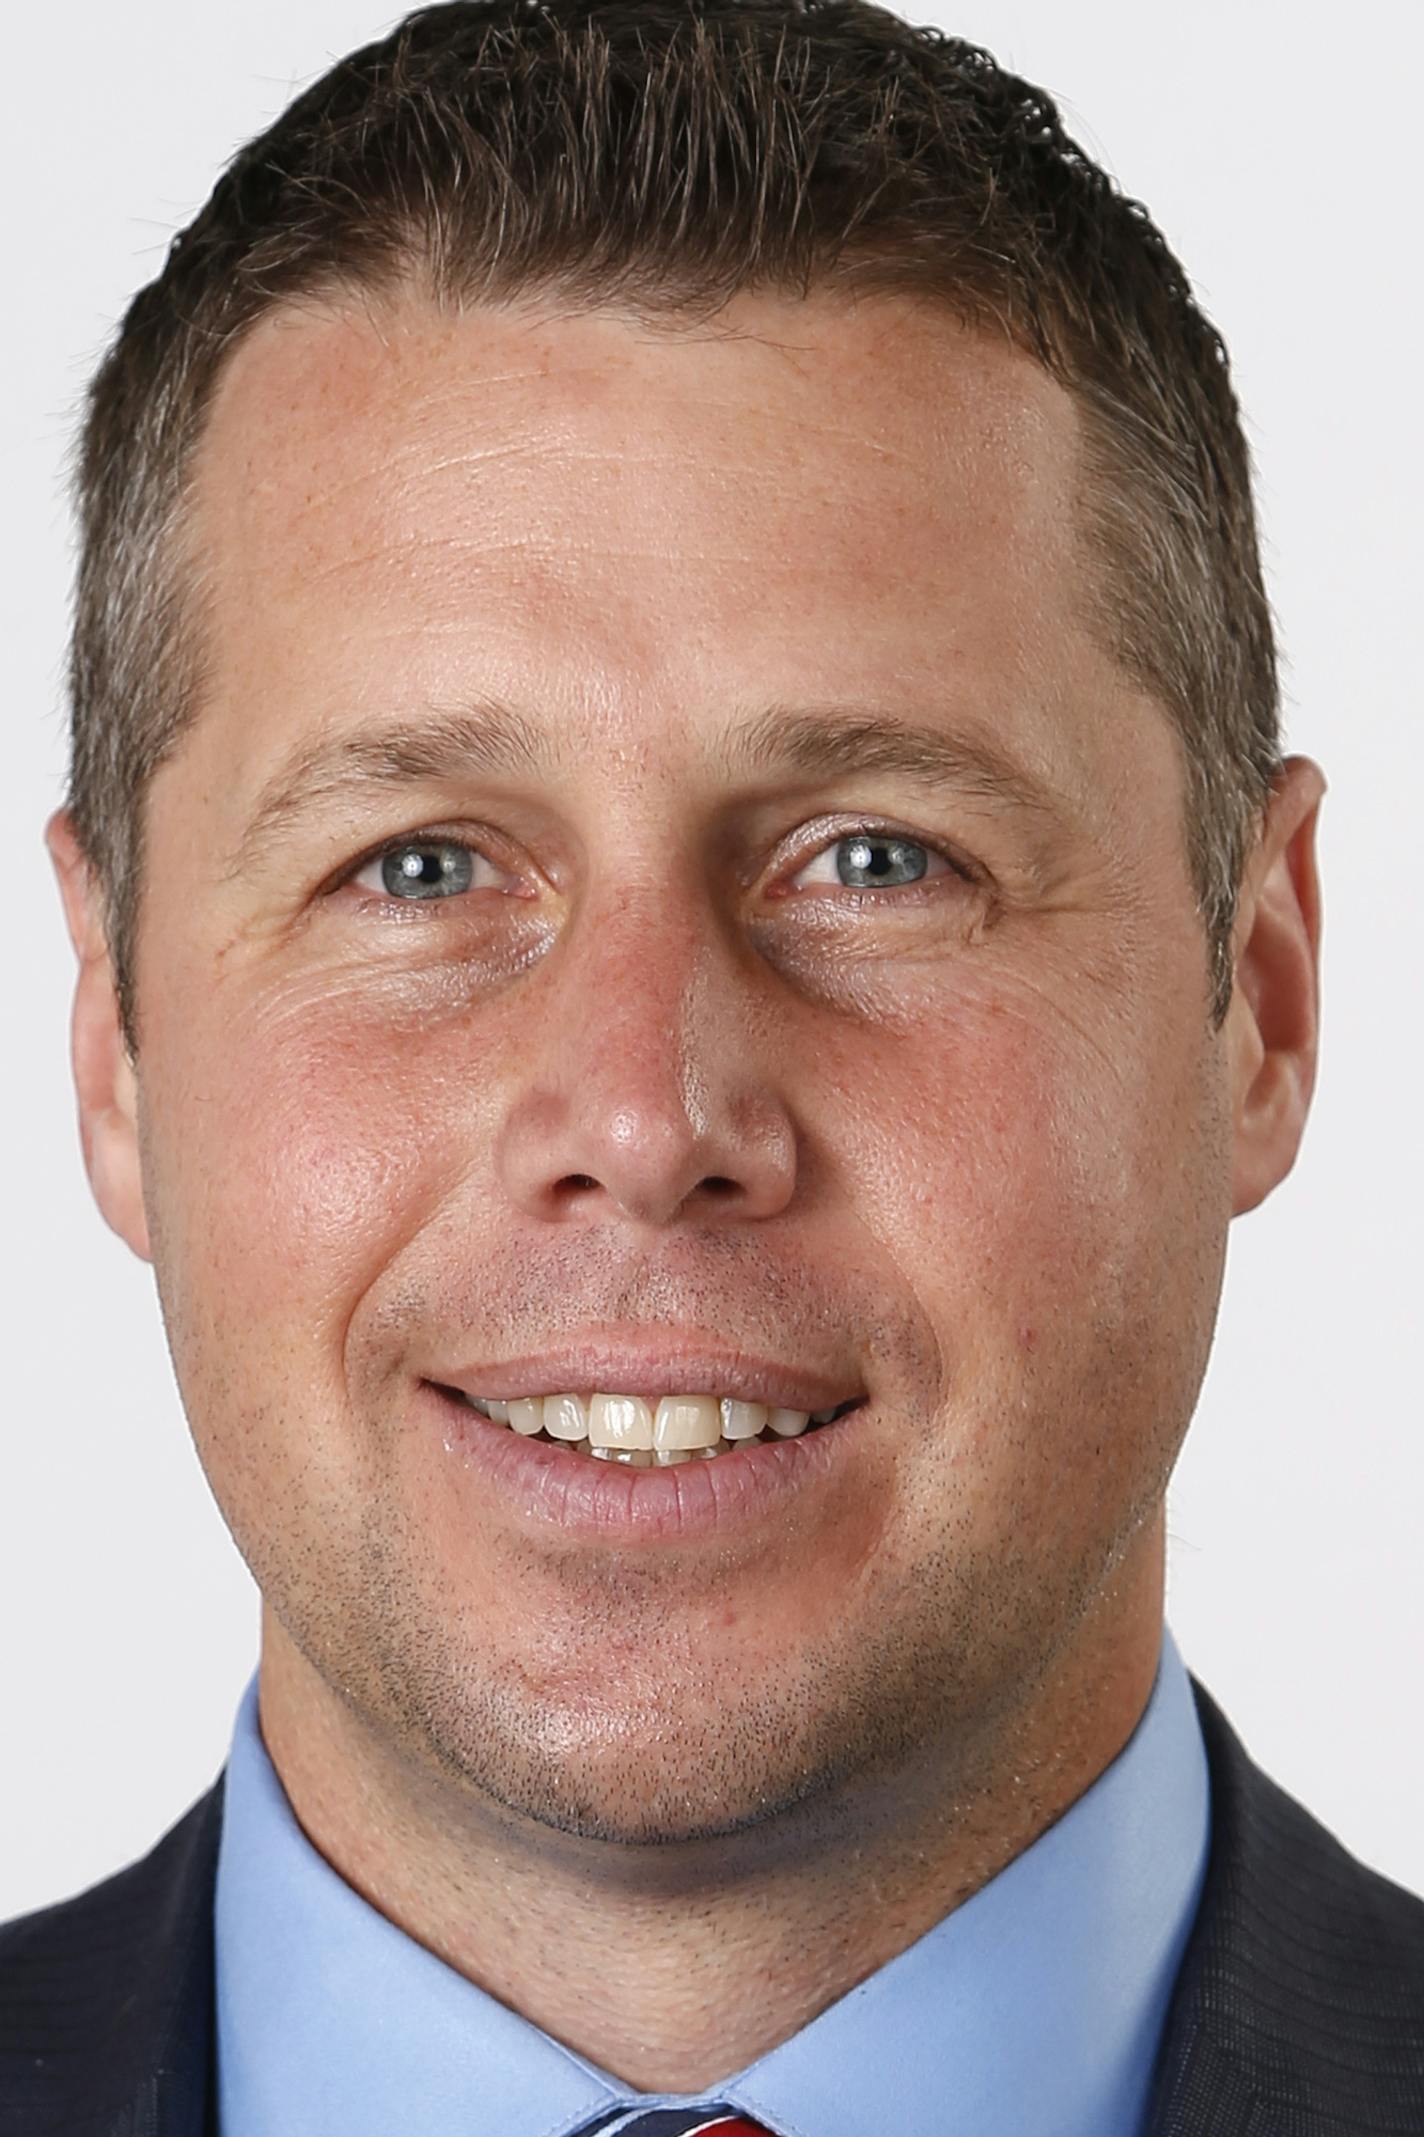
top-left (228, 699), bottom-right (544, 880)
top-left (731, 705), bottom-right (1063, 822)
top-left (228, 695), bottom-right (1065, 878)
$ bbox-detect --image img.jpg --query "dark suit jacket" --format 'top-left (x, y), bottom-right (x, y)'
top-left (2, 1679), bottom-right (1422, 2135)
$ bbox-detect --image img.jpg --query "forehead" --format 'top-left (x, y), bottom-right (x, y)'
top-left (183, 285), bottom-right (1152, 826)
top-left (202, 283), bottom-right (1076, 522)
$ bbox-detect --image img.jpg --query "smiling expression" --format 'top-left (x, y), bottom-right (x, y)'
top-left (111, 287), bottom-right (1233, 1843)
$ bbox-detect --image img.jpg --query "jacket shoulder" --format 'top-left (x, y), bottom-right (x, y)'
top-left (1149, 1680), bottom-right (1424, 2135)
top-left (0, 1778), bottom-right (224, 2133)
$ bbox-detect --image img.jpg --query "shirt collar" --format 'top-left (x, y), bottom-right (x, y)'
top-left (215, 1625), bottom-right (1208, 2137)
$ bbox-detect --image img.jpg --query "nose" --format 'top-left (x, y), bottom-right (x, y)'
top-left (494, 888), bottom-right (798, 1229)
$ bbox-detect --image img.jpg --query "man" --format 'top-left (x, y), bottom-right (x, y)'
top-left (3, 0), bottom-right (1420, 2129)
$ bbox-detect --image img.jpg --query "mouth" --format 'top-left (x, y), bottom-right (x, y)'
top-left (431, 1386), bottom-right (865, 1464)
top-left (421, 1340), bottom-right (870, 1541)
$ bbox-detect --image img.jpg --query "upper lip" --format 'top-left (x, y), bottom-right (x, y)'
top-left (427, 1333), bottom-right (864, 1414)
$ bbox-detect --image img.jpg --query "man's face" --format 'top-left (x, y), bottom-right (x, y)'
top-left (113, 290), bottom-right (1234, 1842)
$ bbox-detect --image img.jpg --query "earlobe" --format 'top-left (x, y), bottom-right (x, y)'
top-left (45, 809), bottom-right (152, 1263)
top-left (1226, 755), bottom-right (1328, 1218)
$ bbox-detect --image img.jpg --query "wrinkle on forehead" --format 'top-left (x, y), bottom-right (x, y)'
top-left (188, 288), bottom-right (1090, 731)
top-left (173, 281), bottom-right (1182, 909)
top-left (194, 283), bottom-right (1081, 564)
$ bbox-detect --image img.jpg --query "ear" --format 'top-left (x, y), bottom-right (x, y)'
top-left (45, 809), bottom-right (152, 1262)
top-left (1226, 754), bottom-right (1328, 1218)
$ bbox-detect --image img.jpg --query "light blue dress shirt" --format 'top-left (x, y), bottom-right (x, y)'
top-left (214, 1624), bottom-right (1210, 2137)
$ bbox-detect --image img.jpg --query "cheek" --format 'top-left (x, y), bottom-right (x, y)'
top-left (141, 981), bottom-right (480, 1345)
top-left (831, 972), bottom-right (1210, 1376)
top-left (832, 1003), bottom-right (1098, 1241)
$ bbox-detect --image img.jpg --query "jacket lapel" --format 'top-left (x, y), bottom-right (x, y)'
top-left (73, 1775), bottom-right (224, 2137)
top-left (1145, 1676), bottom-right (1424, 2136)
top-left (0, 1764), bottom-right (222, 2136)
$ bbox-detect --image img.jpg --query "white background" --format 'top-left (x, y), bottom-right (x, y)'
top-left (3, 0), bottom-right (1420, 1920)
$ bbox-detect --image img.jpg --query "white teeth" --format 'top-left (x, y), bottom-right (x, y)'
top-left (588, 1393), bottom-right (654, 1451)
top-left (653, 1394), bottom-right (721, 1451)
top-left (719, 1399), bottom-right (770, 1440)
top-left (465, 1388), bottom-right (848, 1460)
top-left (641, 1439), bottom-right (729, 1461)
top-left (543, 1393), bottom-right (590, 1441)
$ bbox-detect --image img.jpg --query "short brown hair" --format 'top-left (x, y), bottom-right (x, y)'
top-left (68, 0), bottom-right (1282, 1049)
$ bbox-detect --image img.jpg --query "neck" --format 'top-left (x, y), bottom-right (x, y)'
top-left (258, 1525), bottom-right (1165, 2092)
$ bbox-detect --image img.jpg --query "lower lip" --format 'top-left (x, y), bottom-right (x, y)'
top-left (422, 1384), bottom-right (855, 1545)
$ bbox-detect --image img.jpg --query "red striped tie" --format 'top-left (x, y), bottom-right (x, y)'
top-left (661, 2123), bottom-right (767, 2136)
top-left (590, 2113), bottom-right (772, 2135)
top-left (677, 2124), bottom-right (768, 2136)
top-left (668, 2124), bottom-right (768, 2136)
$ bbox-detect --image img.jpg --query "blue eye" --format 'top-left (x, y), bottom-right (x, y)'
top-left (352, 839), bottom-right (489, 901)
top-left (791, 832), bottom-right (950, 892)
top-left (835, 835), bottom-right (928, 887)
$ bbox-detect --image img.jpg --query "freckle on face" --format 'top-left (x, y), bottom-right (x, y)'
top-left (133, 288), bottom-right (1228, 1842)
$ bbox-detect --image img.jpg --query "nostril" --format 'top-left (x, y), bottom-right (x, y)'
top-left (700, 1176), bottom-right (738, 1198)
top-left (561, 1174), bottom-right (599, 1193)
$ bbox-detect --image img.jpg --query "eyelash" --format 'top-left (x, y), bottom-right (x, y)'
top-left (336, 823), bottom-right (979, 908)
